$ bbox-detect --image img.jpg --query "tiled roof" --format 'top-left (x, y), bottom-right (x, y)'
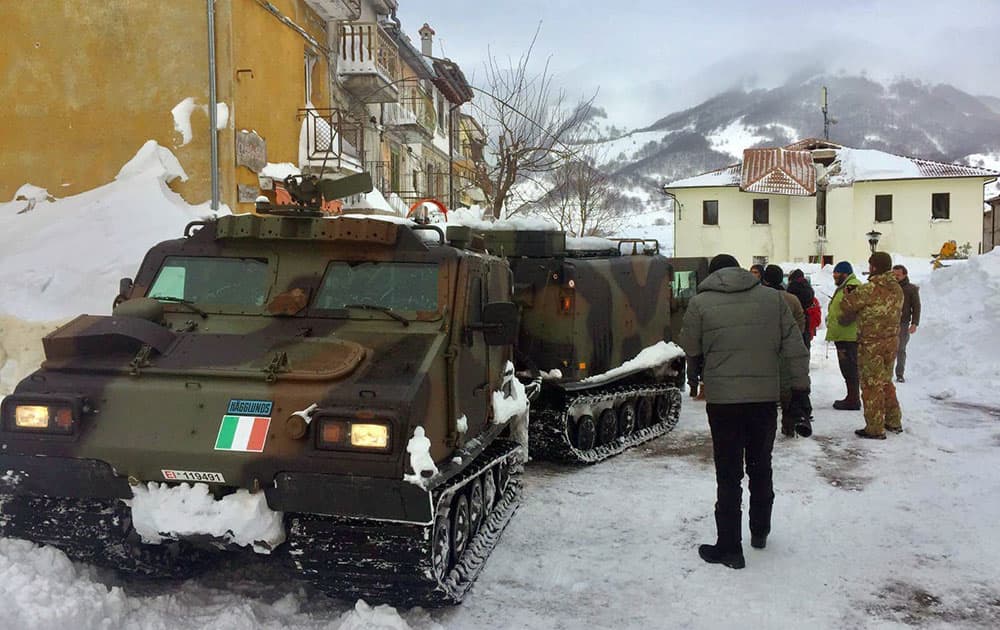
top-left (910, 157), bottom-right (999, 179)
top-left (665, 141), bottom-right (999, 194)
top-left (740, 148), bottom-right (816, 196)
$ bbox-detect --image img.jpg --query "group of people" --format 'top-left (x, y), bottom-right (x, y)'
top-left (677, 251), bottom-right (920, 570)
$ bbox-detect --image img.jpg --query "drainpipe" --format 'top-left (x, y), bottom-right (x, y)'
top-left (207, 0), bottom-right (220, 211)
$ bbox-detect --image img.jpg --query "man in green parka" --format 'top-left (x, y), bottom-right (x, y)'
top-left (826, 261), bottom-right (863, 410)
top-left (839, 252), bottom-right (904, 439)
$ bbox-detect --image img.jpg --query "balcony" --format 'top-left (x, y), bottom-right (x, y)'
top-left (381, 82), bottom-right (436, 142)
top-left (338, 22), bottom-right (401, 103)
top-left (298, 108), bottom-right (365, 174)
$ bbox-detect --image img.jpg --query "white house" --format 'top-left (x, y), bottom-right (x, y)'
top-left (664, 139), bottom-right (999, 264)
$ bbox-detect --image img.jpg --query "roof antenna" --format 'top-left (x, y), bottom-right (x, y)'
top-left (821, 86), bottom-right (837, 140)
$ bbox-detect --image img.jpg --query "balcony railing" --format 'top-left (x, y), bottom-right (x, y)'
top-left (381, 82), bottom-right (436, 140)
top-left (339, 22), bottom-right (401, 102)
top-left (298, 108), bottom-right (365, 173)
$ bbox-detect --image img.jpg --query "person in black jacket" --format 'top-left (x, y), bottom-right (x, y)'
top-left (787, 269), bottom-right (815, 348)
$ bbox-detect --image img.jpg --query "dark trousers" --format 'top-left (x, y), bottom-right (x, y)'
top-left (707, 402), bottom-right (777, 551)
top-left (895, 328), bottom-right (910, 379)
top-left (835, 340), bottom-right (859, 397)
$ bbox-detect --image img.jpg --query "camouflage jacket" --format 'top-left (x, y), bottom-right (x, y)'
top-left (838, 271), bottom-right (903, 341)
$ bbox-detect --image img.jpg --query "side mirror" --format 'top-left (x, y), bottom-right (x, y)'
top-left (473, 302), bottom-right (520, 346)
top-left (119, 277), bottom-right (134, 300)
top-left (113, 277), bottom-right (134, 309)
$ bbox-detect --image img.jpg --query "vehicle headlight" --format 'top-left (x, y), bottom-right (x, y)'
top-left (315, 418), bottom-right (391, 451)
top-left (15, 405), bottom-right (49, 429)
top-left (350, 423), bottom-right (389, 449)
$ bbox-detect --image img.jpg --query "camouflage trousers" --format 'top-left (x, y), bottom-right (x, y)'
top-left (858, 336), bottom-right (902, 435)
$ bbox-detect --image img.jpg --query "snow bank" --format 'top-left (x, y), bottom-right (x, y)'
top-left (906, 249), bottom-right (1000, 403)
top-left (580, 340), bottom-right (686, 385)
top-left (129, 482), bottom-right (286, 554)
top-left (0, 141), bottom-right (223, 321)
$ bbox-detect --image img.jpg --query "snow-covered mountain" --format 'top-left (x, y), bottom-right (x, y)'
top-left (579, 74), bottom-right (1000, 192)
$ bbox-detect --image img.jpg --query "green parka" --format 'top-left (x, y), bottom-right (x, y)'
top-left (826, 273), bottom-right (862, 342)
top-left (678, 267), bottom-right (810, 404)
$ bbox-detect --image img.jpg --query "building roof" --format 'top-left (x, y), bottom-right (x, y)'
top-left (784, 138), bottom-right (843, 151)
top-left (665, 141), bottom-right (999, 193)
top-left (664, 163), bottom-right (741, 189)
top-left (740, 148), bottom-right (816, 196)
top-left (428, 56), bottom-right (474, 104)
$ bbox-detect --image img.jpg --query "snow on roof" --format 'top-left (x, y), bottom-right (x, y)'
top-left (667, 142), bottom-right (999, 193)
top-left (664, 164), bottom-right (741, 189)
top-left (740, 148), bottom-right (816, 196)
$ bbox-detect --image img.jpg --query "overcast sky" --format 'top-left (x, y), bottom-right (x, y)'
top-left (397, 0), bottom-right (1000, 127)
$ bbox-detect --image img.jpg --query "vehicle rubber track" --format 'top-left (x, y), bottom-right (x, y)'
top-left (286, 438), bottom-right (522, 607)
top-left (0, 494), bottom-right (211, 578)
top-left (529, 383), bottom-right (682, 464)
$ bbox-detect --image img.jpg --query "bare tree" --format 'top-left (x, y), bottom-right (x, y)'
top-left (538, 146), bottom-right (623, 236)
top-left (471, 26), bottom-right (596, 219)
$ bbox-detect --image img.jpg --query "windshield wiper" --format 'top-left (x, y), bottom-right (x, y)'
top-left (343, 303), bottom-right (410, 327)
top-left (150, 295), bottom-right (209, 319)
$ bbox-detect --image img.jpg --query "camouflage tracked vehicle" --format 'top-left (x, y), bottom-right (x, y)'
top-left (0, 174), bottom-right (683, 605)
top-left (466, 231), bottom-right (685, 463)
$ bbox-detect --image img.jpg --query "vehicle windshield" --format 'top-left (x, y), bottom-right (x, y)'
top-left (313, 262), bottom-right (439, 313)
top-left (148, 256), bottom-right (269, 308)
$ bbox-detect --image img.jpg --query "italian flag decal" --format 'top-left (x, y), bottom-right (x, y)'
top-left (215, 415), bottom-right (270, 452)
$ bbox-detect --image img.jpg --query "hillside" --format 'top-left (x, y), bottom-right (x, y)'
top-left (580, 74), bottom-right (1000, 194)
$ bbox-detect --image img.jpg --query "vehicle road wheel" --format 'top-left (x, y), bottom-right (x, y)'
top-left (482, 467), bottom-right (497, 514)
top-left (451, 494), bottom-right (471, 564)
top-left (432, 509), bottom-right (451, 580)
top-left (468, 477), bottom-right (485, 537)
top-left (654, 394), bottom-right (672, 424)
top-left (598, 409), bottom-right (618, 445)
top-left (636, 396), bottom-right (654, 430)
top-left (574, 415), bottom-right (596, 450)
top-left (617, 401), bottom-right (637, 436)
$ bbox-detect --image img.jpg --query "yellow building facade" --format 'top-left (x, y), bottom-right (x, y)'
top-left (2, 0), bottom-right (332, 211)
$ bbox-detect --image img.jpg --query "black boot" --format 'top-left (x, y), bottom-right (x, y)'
top-left (699, 544), bottom-right (746, 568)
top-left (750, 534), bottom-right (767, 549)
top-left (834, 379), bottom-right (862, 410)
top-left (700, 510), bottom-right (745, 569)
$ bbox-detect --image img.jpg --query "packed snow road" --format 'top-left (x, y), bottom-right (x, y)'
top-left (3, 344), bottom-right (999, 630)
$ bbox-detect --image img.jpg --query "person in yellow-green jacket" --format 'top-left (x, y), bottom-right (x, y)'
top-left (839, 252), bottom-right (904, 439)
top-left (826, 261), bottom-right (863, 410)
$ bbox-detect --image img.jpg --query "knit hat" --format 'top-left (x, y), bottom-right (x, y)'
top-left (869, 251), bottom-right (893, 274)
top-left (833, 261), bottom-right (853, 274)
top-left (709, 254), bottom-right (740, 273)
top-left (762, 264), bottom-right (785, 288)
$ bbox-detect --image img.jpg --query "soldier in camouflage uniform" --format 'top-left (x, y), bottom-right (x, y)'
top-left (839, 252), bottom-right (904, 439)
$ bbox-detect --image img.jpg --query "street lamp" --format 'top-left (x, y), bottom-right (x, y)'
top-left (866, 229), bottom-right (882, 254)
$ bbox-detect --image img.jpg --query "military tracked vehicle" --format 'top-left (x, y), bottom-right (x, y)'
top-left (0, 173), bottom-right (683, 605)
top-left (466, 230), bottom-right (685, 463)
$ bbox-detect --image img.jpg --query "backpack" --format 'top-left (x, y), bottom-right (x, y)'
top-left (806, 297), bottom-right (822, 339)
